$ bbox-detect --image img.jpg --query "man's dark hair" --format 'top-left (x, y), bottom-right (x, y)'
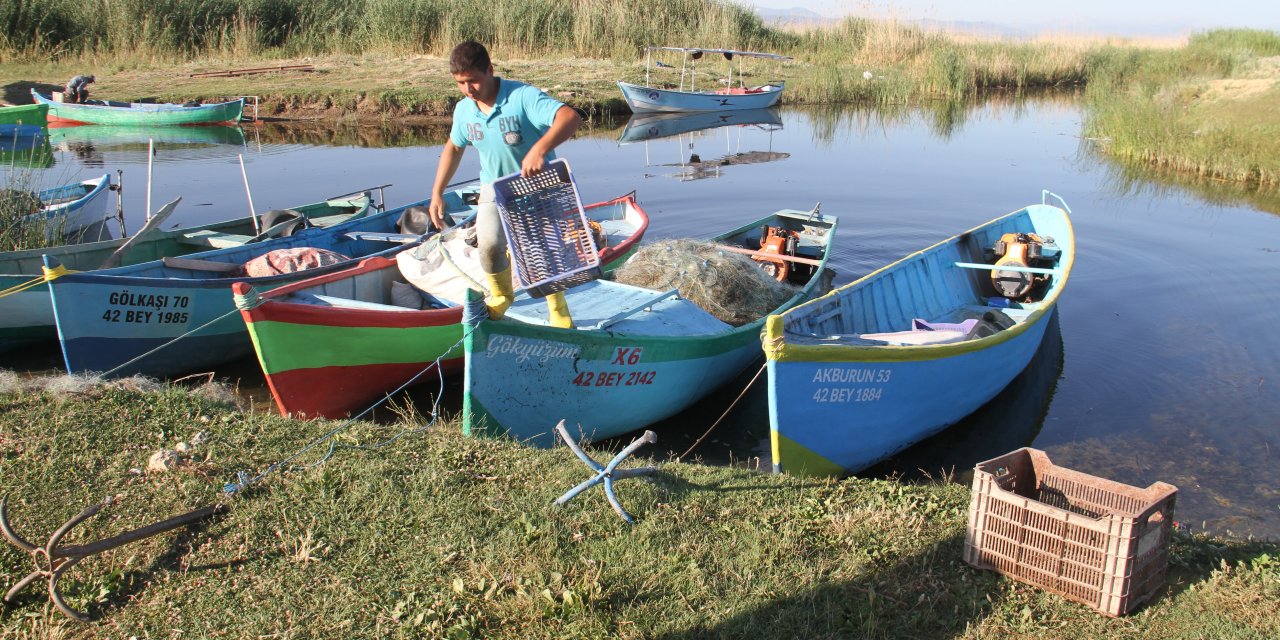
top-left (450, 41), bottom-right (491, 74)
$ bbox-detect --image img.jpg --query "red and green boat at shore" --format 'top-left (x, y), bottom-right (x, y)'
top-left (234, 192), bottom-right (650, 419)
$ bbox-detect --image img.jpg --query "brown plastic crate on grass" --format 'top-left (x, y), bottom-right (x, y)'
top-left (492, 159), bottom-right (601, 298)
top-left (963, 447), bottom-right (1177, 617)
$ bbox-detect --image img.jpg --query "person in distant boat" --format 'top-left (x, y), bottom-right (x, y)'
top-left (428, 40), bottom-right (582, 329)
top-left (64, 74), bottom-right (95, 103)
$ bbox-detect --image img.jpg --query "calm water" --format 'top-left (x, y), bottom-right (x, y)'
top-left (9, 95), bottom-right (1279, 539)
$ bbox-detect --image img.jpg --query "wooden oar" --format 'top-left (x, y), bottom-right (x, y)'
top-left (98, 198), bottom-right (181, 269)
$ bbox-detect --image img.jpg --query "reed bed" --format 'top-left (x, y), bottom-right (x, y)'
top-left (1082, 29), bottom-right (1280, 190)
top-left (0, 0), bottom-right (779, 62)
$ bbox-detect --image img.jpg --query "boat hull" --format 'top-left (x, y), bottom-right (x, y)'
top-left (0, 196), bottom-right (371, 355)
top-left (618, 81), bottom-right (784, 113)
top-left (464, 312), bottom-right (767, 446)
top-left (0, 103), bottom-right (48, 137)
top-left (766, 312), bottom-right (1053, 476)
top-left (765, 202), bottom-right (1074, 476)
top-left (35, 175), bottom-right (112, 236)
top-left (32, 91), bottom-right (243, 126)
top-left (238, 194), bottom-right (649, 418)
top-left (464, 208), bottom-right (837, 446)
top-left (45, 192), bottom-right (464, 378)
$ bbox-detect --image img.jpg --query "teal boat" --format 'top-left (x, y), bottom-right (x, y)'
top-left (0, 192), bottom-right (374, 354)
top-left (763, 193), bottom-right (1075, 477)
top-left (32, 91), bottom-right (243, 126)
top-left (463, 206), bottom-right (837, 446)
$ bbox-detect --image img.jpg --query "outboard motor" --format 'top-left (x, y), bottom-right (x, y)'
top-left (987, 232), bottom-right (1059, 301)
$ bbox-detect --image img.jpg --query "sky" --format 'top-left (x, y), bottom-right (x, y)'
top-left (735, 1), bottom-right (1280, 35)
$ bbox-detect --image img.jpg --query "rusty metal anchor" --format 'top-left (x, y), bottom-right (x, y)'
top-left (0, 495), bottom-right (225, 621)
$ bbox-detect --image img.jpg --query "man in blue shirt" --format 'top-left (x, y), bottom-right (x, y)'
top-left (428, 41), bottom-right (582, 328)
top-left (64, 74), bottom-right (95, 103)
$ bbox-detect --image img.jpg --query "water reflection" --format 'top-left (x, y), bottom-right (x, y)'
top-left (0, 130), bottom-right (53, 169)
top-left (250, 121), bottom-right (451, 148)
top-left (618, 108), bottom-right (788, 181)
top-left (47, 124), bottom-right (248, 165)
top-left (1093, 143), bottom-right (1280, 217)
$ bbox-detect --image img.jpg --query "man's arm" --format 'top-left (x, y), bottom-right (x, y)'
top-left (520, 105), bottom-right (582, 177)
top-left (428, 141), bottom-right (466, 229)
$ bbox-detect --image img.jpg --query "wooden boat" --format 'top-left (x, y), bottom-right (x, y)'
top-left (44, 188), bottom-right (477, 378)
top-left (618, 108), bottom-right (781, 144)
top-left (32, 90), bottom-right (243, 126)
top-left (0, 192), bottom-right (374, 354)
top-left (763, 194), bottom-right (1075, 477)
top-left (235, 192), bottom-right (650, 418)
top-left (0, 103), bottom-right (48, 137)
top-left (463, 206), bottom-right (837, 446)
top-left (33, 174), bottom-right (114, 237)
top-left (617, 47), bottom-right (790, 113)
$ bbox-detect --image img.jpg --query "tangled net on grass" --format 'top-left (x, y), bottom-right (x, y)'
top-left (0, 371), bottom-right (239, 406)
top-left (614, 239), bottom-right (797, 326)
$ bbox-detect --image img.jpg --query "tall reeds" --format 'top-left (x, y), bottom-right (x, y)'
top-left (1083, 29), bottom-right (1280, 189)
top-left (0, 0), bottom-right (779, 61)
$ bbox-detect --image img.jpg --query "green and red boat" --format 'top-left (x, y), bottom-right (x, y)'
top-left (235, 192), bottom-right (650, 419)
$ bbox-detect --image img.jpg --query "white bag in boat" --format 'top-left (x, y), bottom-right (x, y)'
top-left (395, 226), bottom-right (504, 306)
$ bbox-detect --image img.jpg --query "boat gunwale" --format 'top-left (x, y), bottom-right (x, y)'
top-left (478, 208), bottom-right (838, 346)
top-left (765, 203), bottom-right (1075, 364)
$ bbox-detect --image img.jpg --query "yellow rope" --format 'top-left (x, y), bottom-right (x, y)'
top-left (0, 264), bottom-right (79, 300)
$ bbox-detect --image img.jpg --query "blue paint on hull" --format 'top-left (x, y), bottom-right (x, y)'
top-left (767, 313), bottom-right (1051, 474)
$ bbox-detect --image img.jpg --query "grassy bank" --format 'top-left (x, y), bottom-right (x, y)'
top-left (1082, 30), bottom-right (1280, 190)
top-left (3, 0), bottom-right (1280, 192)
top-left (0, 376), bottom-right (1277, 638)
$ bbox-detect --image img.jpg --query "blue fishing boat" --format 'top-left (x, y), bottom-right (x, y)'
top-left (44, 188), bottom-right (478, 378)
top-left (763, 193), bottom-right (1075, 476)
top-left (0, 193), bottom-right (374, 355)
top-left (463, 206), bottom-right (837, 447)
top-left (34, 174), bottom-right (114, 237)
top-left (618, 47), bottom-right (789, 113)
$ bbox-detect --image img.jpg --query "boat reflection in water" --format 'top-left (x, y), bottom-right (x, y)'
top-left (0, 130), bottom-right (53, 169)
top-left (618, 108), bottom-right (788, 181)
top-left (48, 124), bottom-right (246, 167)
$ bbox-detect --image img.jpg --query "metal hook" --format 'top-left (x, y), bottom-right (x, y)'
top-left (553, 420), bottom-right (659, 525)
top-left (0, 495), bottom-right (225, 621)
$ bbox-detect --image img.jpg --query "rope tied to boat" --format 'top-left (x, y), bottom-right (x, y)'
top-left (0, 264), bottom-right (79, 300)
top-left (224, 324), bottom-right (476, 495)
top-left (231, 285), bottom-right (265, 310)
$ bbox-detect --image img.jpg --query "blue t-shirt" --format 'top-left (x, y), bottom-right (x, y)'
top-left (449, 78), bottom-right (565, 184)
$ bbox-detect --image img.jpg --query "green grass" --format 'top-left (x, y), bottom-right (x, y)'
top-left (1083, 29), bottom-right (1280, 190)
top-left (0, 376), bottom-right (1277, 638)
top-left (0, 165), bottom-right (65, 252)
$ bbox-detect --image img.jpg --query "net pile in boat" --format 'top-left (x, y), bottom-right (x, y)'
top-left (614, 239), bottom-right (796, 326)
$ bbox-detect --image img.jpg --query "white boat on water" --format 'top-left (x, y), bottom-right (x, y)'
top-left (617, 47), bottom-right (791, 113)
